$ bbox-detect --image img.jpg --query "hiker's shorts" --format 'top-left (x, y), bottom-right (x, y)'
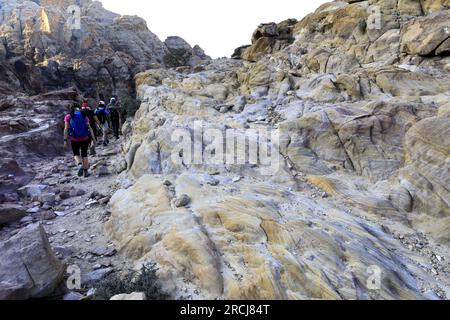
top-left (71, 139), bottom-right (90, 158)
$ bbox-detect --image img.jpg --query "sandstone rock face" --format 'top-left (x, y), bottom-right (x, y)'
top-left (0, 0), bottom-right (211, 199)
top-left (0, 223), bottom-right (65, 300)
top-left (107, 0), bottom-right (450, 300)
top-left (401, 10), bottom-right (450, 56)
top-left (0, 0), bottom-right (210, 110)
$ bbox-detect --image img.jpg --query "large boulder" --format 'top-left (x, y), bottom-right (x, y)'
top-left (0, 224), bottom-right (65, 300)
top-left (0, 204), bottom-right (27, 225)
top-left (164, 36), bottom-right (211, 68)
top-left (17, 184), bottom-right (50, 200)
top-left (235, 19), bottom-right (297, 62)
top-left (401, 10), bottom-right (450, 56)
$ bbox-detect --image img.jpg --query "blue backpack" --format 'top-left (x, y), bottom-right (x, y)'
top-left (69, 111), bottom-right (90, 138)
top-left (95, 107), bottom-right (108, 124)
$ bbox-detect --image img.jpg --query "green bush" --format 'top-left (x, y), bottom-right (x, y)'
top-left (94, 263), bottom-right (170, 300)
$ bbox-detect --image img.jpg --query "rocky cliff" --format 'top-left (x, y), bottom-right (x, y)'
top-left (0, 0), bottom-right (210, 201)
top-left (106, 0), bottom-right (450, 300)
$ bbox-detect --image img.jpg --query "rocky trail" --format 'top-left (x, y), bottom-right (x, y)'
top-left (0, 140), bottom-right (130, 300)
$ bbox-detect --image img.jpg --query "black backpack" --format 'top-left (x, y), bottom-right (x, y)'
top-left (109, 107), bottom-right (120, 121)
top-left (82, 108), bottom-right (95, 124)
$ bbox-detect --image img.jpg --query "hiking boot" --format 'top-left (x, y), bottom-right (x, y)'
top-left (77, 166), bottom-right (84, 177)
top-left (84, 169), bottom-right (90, 178)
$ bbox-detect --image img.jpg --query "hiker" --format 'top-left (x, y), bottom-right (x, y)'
top-left (95, 100), bottom-right (111, 146)
top-left (107, 97), bottom-right (122, 140)
top-left (64, 104), bottom-right (97, 178)
top-left (81, 99), bottom-right (98, 156)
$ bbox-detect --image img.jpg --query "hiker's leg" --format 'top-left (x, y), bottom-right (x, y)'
top-left (72, 140), bottom-right (84, 177)
top-left (80, 141), bottom-right (90, 170)
top-left (112, 120), bottom-right (117, 138)
top-left (114, 120), bottom-right (120, 138)
top-left (103, 123), bottom-right (110, 144)
top-left (74, 155), bottom-right (82, 165)
top-left (102, 125), bottom-right (107, 143)
top-left (82, 158), bottom-right (89, 169)
top-left (71, 141), bottom-right (82, 165)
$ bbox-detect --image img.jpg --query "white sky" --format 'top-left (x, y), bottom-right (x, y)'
top-left (100, 0), bottom-right (329, 58)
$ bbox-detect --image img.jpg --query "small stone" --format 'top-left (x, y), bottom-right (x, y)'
top-left (59, 229), bottom-right (67, 233)
top-left (232, 176), bottom-right (242, 183)
top-left (174, 194), bottom-right (191, 208)
top-left (86, 288), bottom-right (96, 297)
top-left (27, 207), bottom-right (40, 214)
top-left (63, 292), bottom-right (84, 301)
top-left (53, 246), bottom-right (74, 258)
top-left (219, 106), bottom-right (230, 113)
top-left (110, 292), bottom-right (146, 300)
top-left (163, 180), bottom-right (172, 186)
top-left (38, 193), bottom-right (56, 205)
top-left (59, 192), bottom-right (72, 200)
top-left (20, 216), bottom-right (34, 224)
top-left (97, 166), bottom-right (109, 177)
top-left (85, 200), bottom-right (99, 207)
top-left (90, 246), bottom-right (117, 257)
top-left (207, 179), bottom-right (220, 186)
top-left (90, 191), bottom-right (100, 199)
top-left (81, 268), bottom-right (114, 287)
top-left (99, 197), bottom-right (110, 205)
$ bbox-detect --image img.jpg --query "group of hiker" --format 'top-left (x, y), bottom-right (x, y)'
top-left (63, 97), bottom-right (126, 178)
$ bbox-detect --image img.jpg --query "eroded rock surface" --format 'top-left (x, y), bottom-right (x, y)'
top-left (107, 0), bottom-right (450, 300)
